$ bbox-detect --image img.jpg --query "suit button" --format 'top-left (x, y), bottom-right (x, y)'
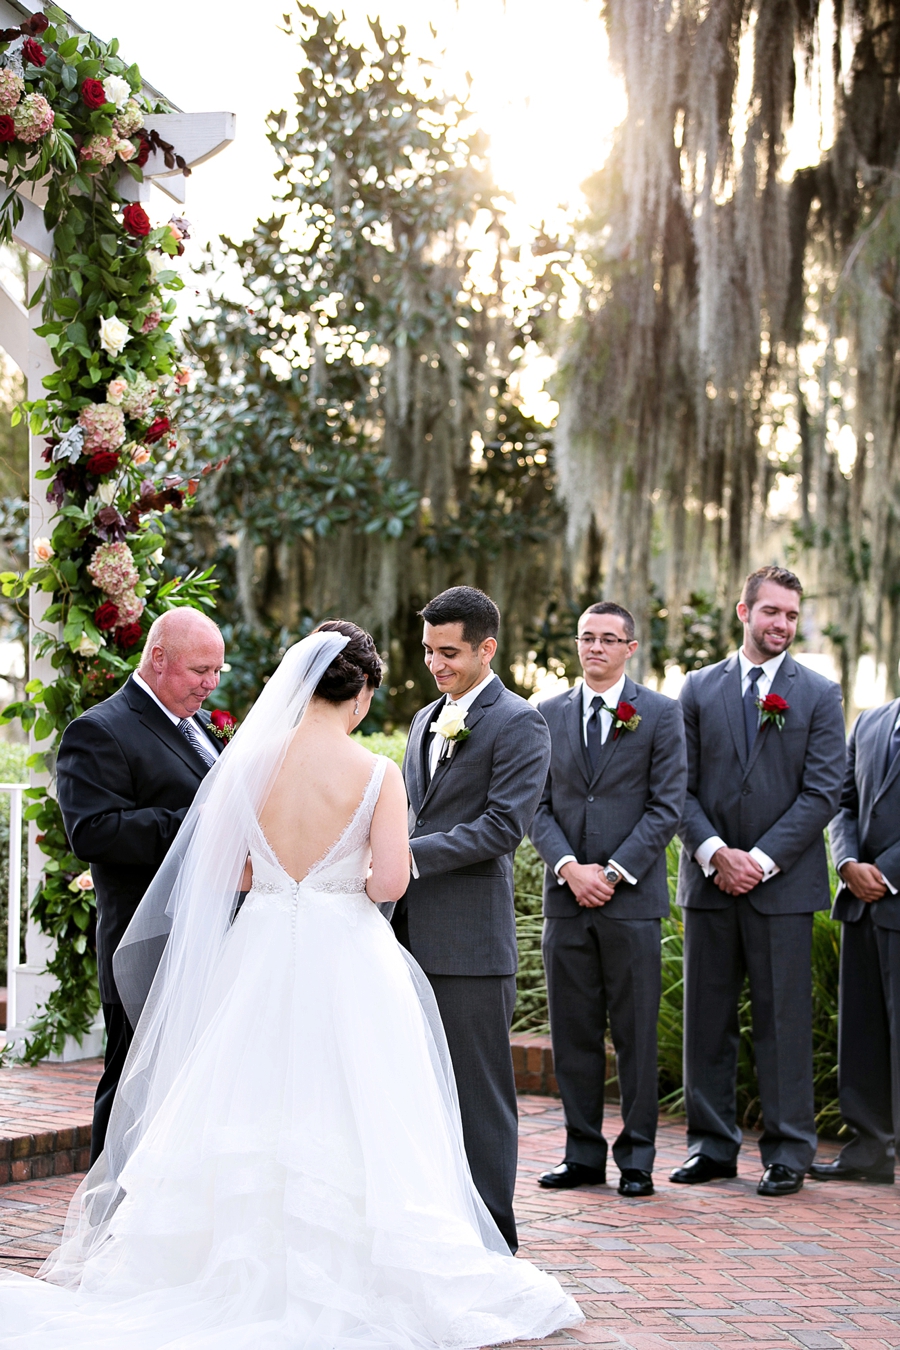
top-left (587, 795), bottom-right (594, 802)
top-left (742, 787), bottom-right (751, 796)
top-left (417, 820), bottom-right (424, 827)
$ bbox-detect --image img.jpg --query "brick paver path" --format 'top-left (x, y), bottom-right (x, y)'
top-left (1, 1084), bottom-right (899, 1348)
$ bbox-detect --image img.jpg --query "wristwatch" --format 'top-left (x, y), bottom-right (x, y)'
top-left (602, 865), bottom-right (620, 886)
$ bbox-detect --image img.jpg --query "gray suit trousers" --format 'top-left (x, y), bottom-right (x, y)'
top-left (393, 909), bottom-right (519, 1252)
top-left (543, 911), bottom-right (660, 1172)
top-left (684, 904), bottom-right (817, 1171)
top-left (835, 908), bottom-right (900, 1172)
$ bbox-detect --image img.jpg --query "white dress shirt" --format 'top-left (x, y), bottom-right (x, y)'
top-left (132, 672), bottom-right (220, 757)
top-left (693, 648), bottom-right (785, 881)
top-left (409, 670), bottom-right (497, 878)
top-left (554, 675), bottom-right (636, 887)
top-left (834, 706), bottom-right (900, 896)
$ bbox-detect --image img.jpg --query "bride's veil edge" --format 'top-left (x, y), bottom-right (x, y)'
top-left (40, 630), bottom-right (350, 1286)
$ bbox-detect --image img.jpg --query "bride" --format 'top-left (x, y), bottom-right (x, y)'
top-left (0, 623), bottom-right (583, 1349)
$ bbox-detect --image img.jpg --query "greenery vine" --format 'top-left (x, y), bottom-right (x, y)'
top-left (0, 7), bottom-right (216, 1058)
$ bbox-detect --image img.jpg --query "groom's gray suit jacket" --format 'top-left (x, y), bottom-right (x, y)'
top-left (400, 677), bottom-right (551, 975)
top-left (830, 699), bottom-right (900, 929)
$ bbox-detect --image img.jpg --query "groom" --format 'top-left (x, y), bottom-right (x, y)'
top-left (394, 587), bottom-right (551, 1252)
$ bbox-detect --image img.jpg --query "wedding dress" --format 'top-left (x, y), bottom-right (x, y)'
top-left (0, 633), bottom-right (582, 1349)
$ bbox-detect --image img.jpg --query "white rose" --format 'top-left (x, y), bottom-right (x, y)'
top-left (102, 75), bottom-right (131, 109)
top-left (151, 548), bottom-right (164, 565)
top-left (33, 536), bottom-right (53, 563)
top-left (94, 481), bottom-right (117, 506)
top-left (74, 871), bottom-right (94, 891)
top-left (148, 251), bottom-right (167, 280)
top-left (73, 633), bottom-right (103, 657)
top-left (99, 314), bottom-right (130, 358)
top-left (430, 702), bottom-right (468, 740)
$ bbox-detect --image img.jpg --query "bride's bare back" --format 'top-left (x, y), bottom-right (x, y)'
top-left (258, 698), bottom-right (410, 902)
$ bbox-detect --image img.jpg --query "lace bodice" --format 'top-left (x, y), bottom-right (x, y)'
top-left (242, 755), bottom-right (388, 915)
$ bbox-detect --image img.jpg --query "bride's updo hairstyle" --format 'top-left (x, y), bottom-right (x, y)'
top-left (311, 620), bottom-right (383, 702)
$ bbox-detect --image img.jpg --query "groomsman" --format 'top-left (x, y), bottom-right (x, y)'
top-left (529, 602), bottom-right (687, 1197)
top-left (56, 609), bottom-right (224, 1163)
top-left (674, 565), bottom-right (846, 1196)
top-left (809, 697), bottom-right (900, 1183)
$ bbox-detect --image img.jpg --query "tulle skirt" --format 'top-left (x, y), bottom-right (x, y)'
top-left (0, 886), bottom-right (582, 1348)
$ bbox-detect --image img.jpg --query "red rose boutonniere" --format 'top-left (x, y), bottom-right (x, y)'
top-left (209, 709), bottom-right (237, 744)
top-left (611, 700), bottom-right (641, 739)
top-left (757, 692), bottom-right (789, 730)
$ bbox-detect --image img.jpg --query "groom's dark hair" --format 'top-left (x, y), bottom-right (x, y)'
top-left (419, 587), bottom-right (500, 649)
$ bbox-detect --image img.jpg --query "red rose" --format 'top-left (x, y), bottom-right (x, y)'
top-left (211, 709), bottom-right (236, 730)
top-left (122, 203), bottom-right (151, 238)
top-left (144, 416), bottom-right (170, 444)
top-left (85, 450), bottom-right (120, 475)
top-left (0, 116), bottom-right (15, 143)
top-left (116, 622), bottom-right (143, 650)
top-left (94, 601), bottom-right (120, 631)
top-left (22, 37), bottom-right (45, 66)
top-left (616, 701), bottom-right (637, 721)
top-left (760, 693), bottom-right (789, 713)
top-left (81, 78), bottom-right (107, 110)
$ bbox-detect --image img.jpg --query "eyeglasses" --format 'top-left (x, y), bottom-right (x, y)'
top-left (576, 635), bottom-right (632, 648)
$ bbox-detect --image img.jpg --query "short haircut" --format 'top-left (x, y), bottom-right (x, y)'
top-left (580, 601), bottom-right (635, 642)
top-left (741, 565), bottom-right (803, 610)
top-left (419, 586), bottom-right (500, 648)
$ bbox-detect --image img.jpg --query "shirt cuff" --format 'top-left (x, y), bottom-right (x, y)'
top-left (882, 871), bottom-right (898, 896)
top-left (554, 854), bottom-right (577, 884)
top-left (608, 858), bottom-right (637, 885)
top-left (409, 846), bottom-right (420, 880)
top-left (835, 857), bottom-right (856, 877)
top-left (695, 836), bottom-right (727, 877)
top-left (750, 846), bottom-right (780, 881)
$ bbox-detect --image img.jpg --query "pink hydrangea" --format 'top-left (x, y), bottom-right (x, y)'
top-left (78, 403), bottom-right (126, 454)
top-left (13, 93), bottom-right (53, 144)
top-left (113, 100), bottom-right (143, 137)
top-left (0, 69), bottom-right (24, 114)
top-left (114, 589), bottom-right (144, 624)
top-left (120, 373), bottom-right (157, 421)
top-left (140, 310), bottom-right (161, 334)
top-left (79, 133), bottom-right (117, 168)
top-left (87, 541), bottom-right (139, 596)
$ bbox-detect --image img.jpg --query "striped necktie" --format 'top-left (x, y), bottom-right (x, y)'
top-left (178, 717), bottom-right (217, 768)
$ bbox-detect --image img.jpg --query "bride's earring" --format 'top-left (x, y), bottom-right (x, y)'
top-left (353, 698), bottom-right (360, 716)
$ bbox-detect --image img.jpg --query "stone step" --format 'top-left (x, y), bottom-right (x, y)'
top-left (0, 1059), bottom-right (99, 1184)
top-left (510, 1032), bottom-right (618, 1098)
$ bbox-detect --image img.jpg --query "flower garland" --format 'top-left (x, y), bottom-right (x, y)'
top-left (0, 8), bottom-right (220, 1059)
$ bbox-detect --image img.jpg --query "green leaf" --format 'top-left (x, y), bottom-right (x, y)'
top-left (99, 233), bottom-right (118, 258)
top-left (58, 35), bottom-right (79, 58)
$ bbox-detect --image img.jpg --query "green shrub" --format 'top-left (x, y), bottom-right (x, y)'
top-left (353, 730), bottom-right (407, 767)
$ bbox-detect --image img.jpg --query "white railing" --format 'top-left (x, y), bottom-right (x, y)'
top-left (1, 783), bottom-right (25, 1034)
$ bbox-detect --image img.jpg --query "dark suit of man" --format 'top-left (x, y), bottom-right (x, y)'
top-left (827, 699), bottom-right (900, 1176)
top-left (394, 675), bottom-right (551, 1252)
top-left (677, 652), bottom-right (846, 1171)
top-left (56, 675), bottom-right (217, 1161)
top-left (529, 677), bottom-right (686, 1176)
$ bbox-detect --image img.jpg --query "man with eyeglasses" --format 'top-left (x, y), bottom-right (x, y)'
top-left (529, 601), bottom-right (687, 1197)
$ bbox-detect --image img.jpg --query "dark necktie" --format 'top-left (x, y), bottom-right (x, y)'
top-left (743, 666), bottom-right (764, 757)
top-left (586, 695), bottom-right (608, 771)
top-left (885, 716), bottom-right (900, 781)
top-left (178, 717), bottom-right (217, 768)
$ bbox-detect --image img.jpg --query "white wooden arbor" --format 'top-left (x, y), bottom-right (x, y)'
top-left (0, 0), bottom-right (234, 1056)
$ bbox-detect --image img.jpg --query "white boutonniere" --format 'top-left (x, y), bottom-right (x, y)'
top-left (430, 702), bottom-right (471, 763)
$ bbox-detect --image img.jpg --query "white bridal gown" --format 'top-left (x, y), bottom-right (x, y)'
top-left (0, 758), bottom-right (582, 1349)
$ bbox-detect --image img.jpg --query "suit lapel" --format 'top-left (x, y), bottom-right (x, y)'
top-left (564, 685), bottom-right (591, 787)
top-left (720, 655), bottom-right (747, 767)
top-left (874, 698), bottom-right (900, 801)
top-left (419, 676), bottom-right (502, 811)
top-left (744, 653), bottom-right (797, 776)
top-left (123, 677), bottom-right (208, 778)
top-left (406, 697), bottom-right (442, 812)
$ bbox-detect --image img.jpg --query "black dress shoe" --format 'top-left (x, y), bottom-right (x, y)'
top-left (757, 1163), bottom-right (803, 1196)
top-left (537, 1160), bottom-right (606, 1189)
top-left (808, 1159), bottom-right (894, 1184)
top-left (669, 1154), bottom-right (737, 1185)
top-left (618, 1169), bottom-right (654, 1197)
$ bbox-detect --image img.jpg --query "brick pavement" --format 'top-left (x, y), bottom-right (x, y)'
top-left (0, 1057), bottom-right (97, 1183)
top-left (1, 1083), bottom-right (899, 1349)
